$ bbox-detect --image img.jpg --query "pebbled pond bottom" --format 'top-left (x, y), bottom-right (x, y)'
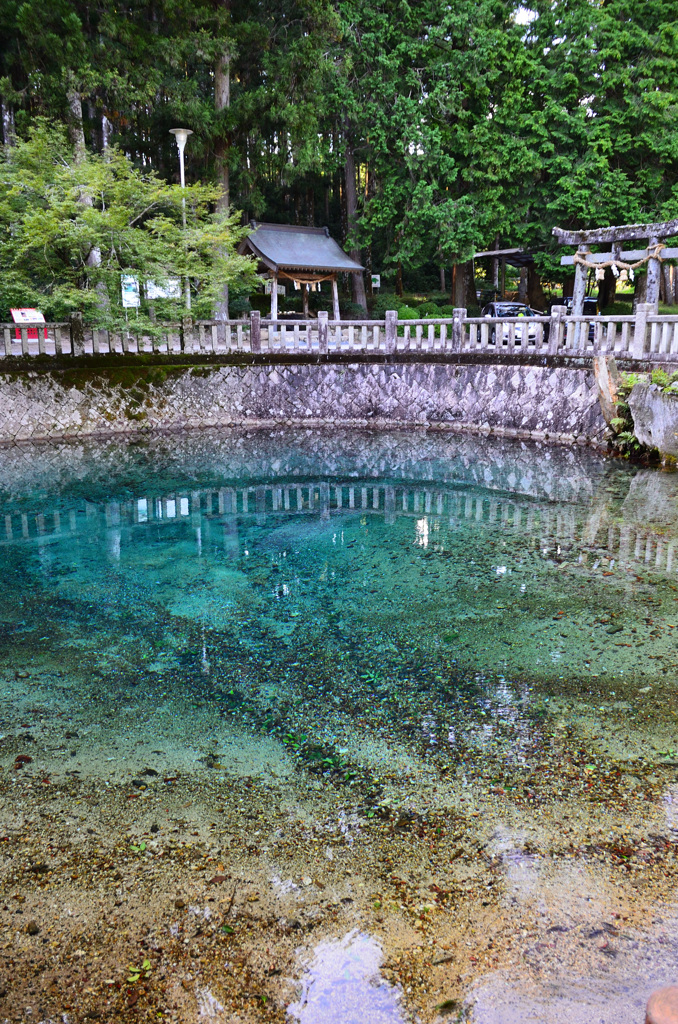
top-left (0, 428), bottom-right (677, 1023)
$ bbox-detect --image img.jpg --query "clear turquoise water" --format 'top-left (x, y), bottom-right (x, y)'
top-left (1, 430), bottom-right (677, 792)
top-left (2, 429), bottom-right (678, 1021)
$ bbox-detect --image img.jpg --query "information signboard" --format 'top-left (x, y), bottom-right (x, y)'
top-left (121, 275), bottom-right (140, 308)
top-left (146, 279), bottom-right (181, 300)
top-left (10, 308), bottom-right (47, 341)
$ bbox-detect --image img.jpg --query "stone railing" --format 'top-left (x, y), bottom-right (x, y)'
top-left (2, 303), bottom-right (677, 362)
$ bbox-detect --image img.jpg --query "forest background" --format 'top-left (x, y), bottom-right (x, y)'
top-left (0, 0), bottom-right (677, 322)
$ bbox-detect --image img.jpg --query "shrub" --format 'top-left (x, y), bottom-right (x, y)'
top-left (229, 295), bottom-right (251, 317)
top-left (416, 302), bottom-right (444, 318)
top-left (651, 368), bottom-right (678, 391)
top-left (369, 293), bottom-right (399, 317)
top-left (309, 292), bottom-right (332, 313)
top-left (339, 300), bottom-right (368, 318)
top-left (249, 294), bottom-right (270, 314)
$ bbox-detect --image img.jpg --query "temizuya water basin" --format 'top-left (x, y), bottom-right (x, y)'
top-left (0, 429), bottom-right (678, 1024)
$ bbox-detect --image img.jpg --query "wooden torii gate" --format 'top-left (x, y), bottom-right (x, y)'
top-left (553, 219), bottom-right (678, 314)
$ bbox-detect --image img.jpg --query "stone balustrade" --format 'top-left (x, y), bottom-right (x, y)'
top-left (2, 304), bottom-right (677, 365)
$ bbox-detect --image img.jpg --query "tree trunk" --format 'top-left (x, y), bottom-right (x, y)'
top-left (562, 274), bottom-right (575, 299)
top-left (343, 133), bottom-right (367, 311)
top-left (518, 267), bottom-right (528, 303)
top-left (466, 261), bottom-right (477, 308)
top-left (439, 266), bottom-right (446, 292)
top-left (1, 101), bottom-right (16, 146)
top-left (633, 271), bottom-right (647, 311)
top-left (597, 266), bottom-right (617, 310)
top-left (452, 261), bottom-right (475, 307)
top-left (452, 264), bottom-right (462, 305)
top-left (214, 54), bottom-right (230, 210)
top-left (214, 47), bottom-right (231, 320)
top-left (67, 79), bottom-right (87, 164)
top-left (67, 81), bottom-right (105, 300)
top-left (527, 266), bottom-right (547, 311)
top-left (102, 114), bottom-right (112, 152)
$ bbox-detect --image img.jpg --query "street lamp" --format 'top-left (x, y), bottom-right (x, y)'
top-left (169, 128), bottom-right (194, 311)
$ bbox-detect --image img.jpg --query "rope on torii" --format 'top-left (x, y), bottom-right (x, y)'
top-left (573, 242), bottom-right (666, 278)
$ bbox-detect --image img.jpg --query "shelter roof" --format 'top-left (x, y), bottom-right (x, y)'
top-left (240, 222), bottom-right (363, 274)
top-left (474, 247), bottom-right (536, 268)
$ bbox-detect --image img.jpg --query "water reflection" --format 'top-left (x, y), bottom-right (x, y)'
top-left (3, 469), bottom-right (677, 584)
top-left (288, 931), bottom-right (404, 1024)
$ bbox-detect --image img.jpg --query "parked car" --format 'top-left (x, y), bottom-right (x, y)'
top-left (562, 297), bottom-right (597, 341)
top-left (562, 297), bottom-right (598, 316)
top-left (480, 302), bottom-right (539, 344)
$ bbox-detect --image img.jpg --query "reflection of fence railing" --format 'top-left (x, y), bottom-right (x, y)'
top-left (4, 481), bottom-right (677, 578)
top-left (2, 303), bottom-right (678, 362)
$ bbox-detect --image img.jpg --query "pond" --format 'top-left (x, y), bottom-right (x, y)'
top-left (0, 428), bottom-right (677, 1023)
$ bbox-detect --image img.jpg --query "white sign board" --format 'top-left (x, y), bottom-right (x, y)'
top-left (121, 275), bottom-right (140, 308)
top-left (10, 308), bottom-right (46, 340)
top-left (371, 274), bottom-right (381, 289)
top-left (10, 308), bottom-right (45, 325)
top-left (146, 278), bottom-right (181, 300)
top-left (264, 280), bottom-right (286, 296)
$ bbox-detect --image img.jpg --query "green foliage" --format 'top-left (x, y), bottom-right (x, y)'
top-left (599, 299), bottom-right (634, 317)
top-left (1, 0), bottom-right (678, 299)
top-left (615, 430), bottom-right (644, 456)
top-left (369, 294), bottom-right (399, 317)
top-left (0, 123), bottom-right (257, 325)
top-left (229, 295), bottom-right (251, 317)
top-left (619, 372), bottom-right (648, 393)
top-left (416, 302), bottom-right (444, 317)
top-left (652, 368), bottom-right (672, 389)
top-left (651, 368), bottom-right (678, 392)
top-left (339, 300), bottom-right (369, 318)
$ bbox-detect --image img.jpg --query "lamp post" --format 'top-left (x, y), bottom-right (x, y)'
top-left (169, 128), bottom-right (193, 311)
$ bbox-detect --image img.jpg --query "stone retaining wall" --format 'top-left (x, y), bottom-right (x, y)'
top-left (0, 362), bottom-right (606, 444)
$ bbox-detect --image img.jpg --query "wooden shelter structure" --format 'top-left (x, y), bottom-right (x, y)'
top-left (554, 219), bottom-right (678, 313)
top-left (239, 222), bottom-right (364, 320)
top-left (474, 246), bottom-right (544, 304)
